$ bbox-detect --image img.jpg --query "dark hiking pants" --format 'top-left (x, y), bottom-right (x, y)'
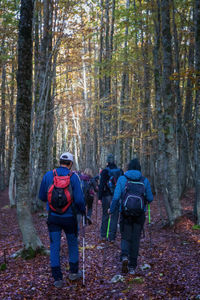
top-left (101, 195), bottom-right (119, 240)
top-left (120, 213), bottom-right (145, 268)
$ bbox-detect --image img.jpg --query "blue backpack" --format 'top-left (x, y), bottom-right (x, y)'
top-left (121, 176), bottom-right (146, 217)
top-left (106, 168), bottom-right (122, 195)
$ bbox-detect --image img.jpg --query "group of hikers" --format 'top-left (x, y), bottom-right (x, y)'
top-left (39, 152), bottom-right (153, 288)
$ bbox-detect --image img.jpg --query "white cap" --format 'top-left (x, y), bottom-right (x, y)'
top-left (60, 152), bottom-right (74, 162)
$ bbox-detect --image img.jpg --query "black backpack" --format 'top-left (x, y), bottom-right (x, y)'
top-left (81, 178), bottom-right (93, 199)
top-left (106, 167), bottom-right (122, 195)
top-left (121, 176), bottom-right (146, 217)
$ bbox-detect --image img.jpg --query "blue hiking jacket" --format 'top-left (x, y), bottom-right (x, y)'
top-left (38, 166), bottom-right (85, 217)
top-left (110, 170), bottom-right (153, 214)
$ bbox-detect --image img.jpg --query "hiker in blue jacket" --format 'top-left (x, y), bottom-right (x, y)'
top-left (39, 152), bottom-right (85, 288)
top-left (109, 158), bottom-right (153, 275)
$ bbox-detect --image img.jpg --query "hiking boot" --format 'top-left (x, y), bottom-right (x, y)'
top-left (86, 216), bottom-right (92, 225)
top-left (108, 239), bottom-right (116, 245)
top-left (122, 256), bottom-right (129, 274)
top-left (129, 267), bottom-right (136, 275)
top-left (54, 280), bottom-right (63, 288)
top-left (68, 271), bottom-right (82, 281)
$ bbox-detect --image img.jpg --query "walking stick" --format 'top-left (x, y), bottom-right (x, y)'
top-left (106, 215), bottom-right (111, 240)
top-left (148, 204), bottom-right (152, 249)
top-left (82, 215), bottom-right (86, 286)
top-left (101, 215), bottom-right (111, 283)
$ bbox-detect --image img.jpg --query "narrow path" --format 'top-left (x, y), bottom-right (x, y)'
top-left (0, 189), bottom-right (199, 299)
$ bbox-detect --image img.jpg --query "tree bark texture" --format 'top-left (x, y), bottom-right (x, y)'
top-left (16, 0), bottom-right (43, 250)
top-left (0, 62), bottom-right (6, 190)
top-left (194, 0), bottom-right (200, 225)
top-left (161, 0), bottom-right (181, 224)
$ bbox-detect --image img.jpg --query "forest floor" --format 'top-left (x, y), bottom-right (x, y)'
top-left (0, 189), bottom-right (200, 300)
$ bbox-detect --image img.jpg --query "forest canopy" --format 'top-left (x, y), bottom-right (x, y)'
top-left (0, 0), bottom-right (200, 230)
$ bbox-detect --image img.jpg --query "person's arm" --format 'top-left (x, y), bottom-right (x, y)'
top-left (92, 178), bottom-right (98, 193)
top-left (38, 172), bottom-right (52, 202)
top-left (71, 173), bottom-right (86, 214)
top-left (110, 176), bottom-right (124, 214)
top-left (98, 168), bottom-right (109, 200)
top-left (144, 178), bottom-right (153, 203)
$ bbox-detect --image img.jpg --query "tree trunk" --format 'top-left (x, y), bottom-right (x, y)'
top-left (141, 7), bottom-right (151, 178)
top-left (118, 0), bottom-right (130, 165)
top-left (9, 135), bottom-right (16, 207)
top-left (8, 50), bottom-right (15, 180)
top-left (82, 37), bottom-right (92, 169)
top-left (172, 0), bottom-right (184, 197)
top-left (183, 7), bottom-right (195, 190)
top-left (30, 0), bottom-right (55, 210)
top-left (161, 0), bottom-right (181, 224)
top-left (99, 0), bottom-right (105, 166)
top-left (16, 0), bottom-right (43, 250)
top-left (0, 62), bottom-right (6, 190)
top-left (194, 0), bottom-right (200, 225)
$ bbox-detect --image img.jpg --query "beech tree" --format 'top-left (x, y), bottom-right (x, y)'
top-left (15, 0), bottom-right (43, 251)
top-left (0, 0), bottom-right (199, 228)
top-left (194, 0), bottom-right (200, 225)
top-left (160, 0), bottom-right (181, 224)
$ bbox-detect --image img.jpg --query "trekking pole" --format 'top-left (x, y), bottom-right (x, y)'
top-left (106, 215), bottom-right (111, 240)
top-left (101, 215), bottom-right (111, 283)
top-left (148, 204), bottom-right (152, 249)
top-left (82, 215), bottom-right (86, 287)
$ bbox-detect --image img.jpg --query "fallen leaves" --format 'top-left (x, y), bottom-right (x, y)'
top-left (0, 188), bottom-right (200, 299)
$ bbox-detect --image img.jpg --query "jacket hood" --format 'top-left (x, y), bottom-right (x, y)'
top-left (124, 170), bottom-right (142, 180)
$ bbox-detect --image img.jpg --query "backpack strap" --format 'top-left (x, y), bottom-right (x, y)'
top-left (67, 171), bottom-right (73, 178)
top-left (123, 175), bottom-right (146, 197)
top-left (53, 169), bottom-right (73, 177)
top-left (53, 169), bottom-right (57, 177)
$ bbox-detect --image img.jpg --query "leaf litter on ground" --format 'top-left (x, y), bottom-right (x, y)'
top-left (0, 188), bottom-right (200, 299)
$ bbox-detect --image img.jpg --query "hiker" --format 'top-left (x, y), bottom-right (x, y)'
top-left (98, 154), bottom-right (123, 242)
top-left (39, 152), bottom-right (85, 288)
top-left (109, 158), bottom-right (153, 274)
top-left (80, 168), bottom-right (98, 222)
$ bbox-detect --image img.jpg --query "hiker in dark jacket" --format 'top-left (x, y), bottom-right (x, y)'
top-left (80, 168), bottom-right (98, 221)
top-left (98, 154), bottom-right (123, 242)
top-left (39, 152), bottom-right (85, 288)
top-left (109, 158), bottom-right (153, 274)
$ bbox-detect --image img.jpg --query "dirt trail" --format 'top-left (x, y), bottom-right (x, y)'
top-left (0, 189), bottom-right (199, 299)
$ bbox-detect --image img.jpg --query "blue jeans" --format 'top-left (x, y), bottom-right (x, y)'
top-left (47, 215), bottom-right (79, 280)
top-left (101, 195), bottom-right (119, 240)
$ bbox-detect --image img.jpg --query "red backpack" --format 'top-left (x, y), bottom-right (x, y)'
top-left (47, 169), bottom-right (73, 214)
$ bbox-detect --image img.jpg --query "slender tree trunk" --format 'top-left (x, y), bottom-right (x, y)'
top-left (82, 37), bottom-right (92, 168)
top-left (118, 0), bottom-right (130, 165)
top-left (16, 0), bottom-right (43, 250)
top-left (141, 8), bottom-right (151, 178)
top-left (183, 8), bottom-right (195, 190)
top-left (99, 0), bottom-right (105, 166)
top-left (153, 0), bottom-right (167, 217)
top-left (172, 0), bottom-right (184, 197)
top-left (9, 136), bottom-right (16, 207)
top-left (194, 0), bottom-right (200, 224)
top-left (8, 51), bottom-right (15, 180)
top-left (0, 62), bottom-right (6, 190)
